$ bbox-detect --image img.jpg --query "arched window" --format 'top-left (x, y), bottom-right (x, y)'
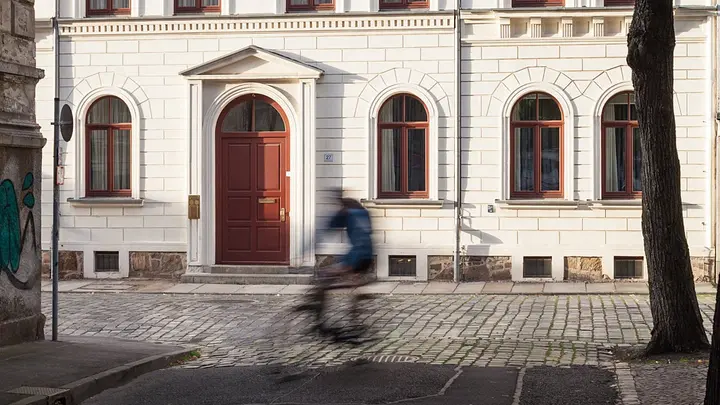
top-left (510, 92), bottom-right (563, 199)
top-left (220, 97), bottom-right (286, 133)
top-left (378, 94), bottom-right (429, 199)
top-left (602, 91), bottom-right (640, 199)
top-left (86, 96), bottom-right (132, 197)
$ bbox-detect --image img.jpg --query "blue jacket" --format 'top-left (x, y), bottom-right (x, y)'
top-left (328, 207), bottom-right (374, 267)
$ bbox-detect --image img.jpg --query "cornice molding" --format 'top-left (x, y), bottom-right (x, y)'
top-left (57, 12), bottom-right (455, 37)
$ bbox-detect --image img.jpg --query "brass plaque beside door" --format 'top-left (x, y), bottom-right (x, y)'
top-left (188, 195), bottom-right (200, 219)
top-left (258, 198), bottom-right (276, 204)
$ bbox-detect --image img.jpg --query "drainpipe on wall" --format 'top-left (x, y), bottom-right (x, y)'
top-left (51, 0), bottom-right (61, 341)
top-left (714, 5), bottom-right (720, 286)
top-left (453, 1), bottom-right (462, 283)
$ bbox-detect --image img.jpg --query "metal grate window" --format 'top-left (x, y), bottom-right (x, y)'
top-left (389, 256), bottom-right (416, 277)
top-left (523, 257), bottom-right (552, 278)
top-left (95, 251), bottom-right (119, 272)
top-left (614, 257), bottom-right (643, 279)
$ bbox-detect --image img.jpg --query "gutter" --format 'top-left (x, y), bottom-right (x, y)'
top-left (453, 0), bottom-right (462, 283)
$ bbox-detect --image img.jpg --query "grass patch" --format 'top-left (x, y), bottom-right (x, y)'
top-left (171, 350), bottom-right (202, 366)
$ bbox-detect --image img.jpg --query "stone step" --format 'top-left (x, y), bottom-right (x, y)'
top-left (207, 265), bottom-right (313, 275)
top-left (180, 273), bottom-right (314, 285)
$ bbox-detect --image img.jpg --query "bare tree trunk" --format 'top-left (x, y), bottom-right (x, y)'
top-left (626, 0), bottom-right (709, 354)
top-left (706, 282), bottom-right (720, 404)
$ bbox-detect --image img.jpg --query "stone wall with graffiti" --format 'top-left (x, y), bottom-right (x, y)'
top-left (0, 0), bottom-right (46, 346)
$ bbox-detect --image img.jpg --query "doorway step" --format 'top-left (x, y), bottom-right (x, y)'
top-left (180, 265), bottom-right (314, 285)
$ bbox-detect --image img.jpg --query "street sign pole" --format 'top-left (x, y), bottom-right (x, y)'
top-left (51, 14), bottom-right (60, 342)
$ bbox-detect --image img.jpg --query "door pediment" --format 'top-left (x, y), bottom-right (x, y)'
top-left (180, 45), bottom-right (323, 81)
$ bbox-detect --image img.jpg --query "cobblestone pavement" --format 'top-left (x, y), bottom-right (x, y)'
top-left (631, 364), bottom-right (708, 405)
top-left (41, 293), bottom-right (716, 371)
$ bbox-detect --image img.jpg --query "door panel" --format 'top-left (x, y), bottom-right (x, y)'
top-left (217, 136), bottom-right (289, 265)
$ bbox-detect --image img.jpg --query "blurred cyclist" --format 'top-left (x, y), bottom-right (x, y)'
top-left (296, 189), bottom-right (375, 342)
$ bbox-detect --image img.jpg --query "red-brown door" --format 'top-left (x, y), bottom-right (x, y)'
top-left (216, 95), bottom-right (290, 265)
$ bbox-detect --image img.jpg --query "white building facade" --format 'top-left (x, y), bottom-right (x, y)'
top-left (32, 0), bottom-right (718, 283)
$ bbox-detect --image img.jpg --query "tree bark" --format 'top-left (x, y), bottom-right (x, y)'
top-left (626, 0), bottom-right (709, 354)
top-left (706, 280), bottom-right (720, 404)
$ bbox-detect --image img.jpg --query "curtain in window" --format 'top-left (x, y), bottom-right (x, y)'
top-left (114, 0), bottom-right (130, 8)
top-left (605, 128), bottom-right (626, 192)
top-left (408, 129), bottom-right (426, 192)
top-left (90, 130), bottom-right (108, 191)
top-left (89, 0), bottom-right (107, 9)
top-left (632, 128), bottom-right (642, 191)
top-left (540, 128), bottom-right (560, 191)
top-left (202, 0), bottom-right (219, 6)
top-left (114, 130), bottom-right (131, 190)
top-left (381, 129), bottom-right (401, 192)
top-left (514, 128), bottom-right (534, 192)
top-left (177, 0), bottom-right (195, 6)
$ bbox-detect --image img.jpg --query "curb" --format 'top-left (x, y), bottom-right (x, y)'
top-left (7, 347), bottom-right (198, 405)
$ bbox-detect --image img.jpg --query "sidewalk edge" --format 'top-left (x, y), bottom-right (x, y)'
top-left (8, 347), bottom-right (198, 405)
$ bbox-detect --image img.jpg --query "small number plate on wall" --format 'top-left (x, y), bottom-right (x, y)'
top-left (323, 153), bottom-right (334, 163)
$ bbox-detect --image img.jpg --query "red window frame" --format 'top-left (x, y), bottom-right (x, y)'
top-left (511, 0), bottom-right (564, 7)
top-left (286, 0), bottom-right (335, 11)
top-left (174, 0), bottom-right (220, 13)
top-left (601, 91), bottom-right (641, 199)
top-left (377, 94), bottom-right (429, 199)
top-left (85, 96), bottom-right (132, 198)
top-left (379, 0), bottom-right (430, 10)
top-left (86, 0), bottom-right (130, 16)
top-left (509, 92), bottom-right (564, 199)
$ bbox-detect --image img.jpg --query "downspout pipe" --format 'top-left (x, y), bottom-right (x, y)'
top-left (51, 0), bottom-right (61, 341)
top-left (453, 1), bottom-right (462, 282)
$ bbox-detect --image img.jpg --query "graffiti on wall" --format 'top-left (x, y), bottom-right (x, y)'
top-left (0, 172), bottom-right (37, 290)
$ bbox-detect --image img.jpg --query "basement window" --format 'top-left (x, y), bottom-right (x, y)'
top-left (614, 257), bottom-right (643, 279)
top-left (523, 257), bottom-right (552, 278)
top-left (389, 256), bottom-right (416, 277)
top-left (95, 251), bottom-right (120, 272)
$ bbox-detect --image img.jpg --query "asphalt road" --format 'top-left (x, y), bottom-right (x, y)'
top-left (83, 362), bottom-right (618, 405)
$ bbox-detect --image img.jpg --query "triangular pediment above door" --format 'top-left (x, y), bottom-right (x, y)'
top-left (179, 45), bottom-right (323, 80)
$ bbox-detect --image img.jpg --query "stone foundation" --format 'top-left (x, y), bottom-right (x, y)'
top-left (428, 256), bottom-right (453, 281)
top-left (129, 252), bottom-right (187, 279)
top-left (0, 314), bottom-right (45, 347)
top-left (428, 256), bottom-right (512, 282)
top-left (564, 257), bottom-right (604, 282)
top-left (41, 251), bottom-right (84, 280)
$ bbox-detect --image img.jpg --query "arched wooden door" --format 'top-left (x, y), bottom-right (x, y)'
top-left (216, 94), bottom-right (290, 265)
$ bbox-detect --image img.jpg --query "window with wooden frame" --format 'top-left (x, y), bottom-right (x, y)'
top-left (512, 0), bottom-right (564, 7)
top-left (602, 91), bottom-right (641, 199)
top-left (510, 92), bottom-right (563, 199)
top-left (379, 0), bottom-right (429, 10)
top-left (287, 0), bottom-right (335, 11)
top-left (86, 96), bottom-right (132, 197)
top-left (174, 0), bottom-right (220, 13)
top-left (87, 0), bottom-right (130, 15)
top-left (378, 94), bottom-right (429, 199)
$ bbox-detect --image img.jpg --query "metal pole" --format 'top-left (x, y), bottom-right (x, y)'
top-left (51, 1), bottom-right (61, 342)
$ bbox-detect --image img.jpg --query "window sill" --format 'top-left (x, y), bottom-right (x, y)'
top-left (68, 197), bottom-right (144, 207)
top-left (361, 199), bottom-right (445, 209)
top-left (494, 199), bottom-right (581, 210)
top-left (588, 200), bottom-right (642, 209)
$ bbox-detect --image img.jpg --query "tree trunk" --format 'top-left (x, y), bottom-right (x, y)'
top-left (626, 0), bottom-right (709, 354)
top-left (706, 281), bottom-right (720, 404)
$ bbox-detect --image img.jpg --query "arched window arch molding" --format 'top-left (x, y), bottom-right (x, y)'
top-left (366, 84), bottom-right (440, 201)
top-left (200, 81), bottom-right (313, 268)
top-left (73, 87), bottom-right (142, 200)
top-left (500, 82), bottom-right (576, 201)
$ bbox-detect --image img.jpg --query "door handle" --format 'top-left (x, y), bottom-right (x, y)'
top-left (280, 208), bottom-right (286, 222)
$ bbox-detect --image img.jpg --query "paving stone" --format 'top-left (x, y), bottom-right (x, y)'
top-left (163, 283), bottom-right (203, 294)
top-left (453, 282), bottom-right (486, 294)
top-left (422, 282), bottom-right (458, 294)
top-left (543, 282), bottom-right (586, 294)
top-left (193, 284), bottom-right (242, 294)
top-left (481, 282), bottom-right (514, 294)
top-left (511, 283), bottom-right (545, 294)
top-left (391, 283), bottom-right (428, 295)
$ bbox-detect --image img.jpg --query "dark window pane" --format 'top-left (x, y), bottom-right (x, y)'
top-left (95, 252), bottom-right (119, 272)
top-left (605, 127), bottom-right (626, 193)
top-left (110, 98), bottom-right (131, 124)
top-left (89, 0), bottom-right (108, 9)
top-left (88, 98), bottom-right (110, 124)
top-left (514, 127), bottom-right (534, 192)
top-left (381, 128), bottom-right (401, 192)
top-left (538, 95), bottom-right (561, 121)
top-left (615, 257), bottom-right (643, 279)
top-left (405, 96), bottom-right (427, 122)
top-left (221, 101), bottom-right (252, 132)
top-left (523, 257), bottom-right (551, 278)
top-left (114, 0), bottom-right (130, 8)
top-left (379, 95), bottom-right (403, 123)
top-left (633, 127), bottom-right (642, 191)
top-left (629, 93), bottom-right (637, 120)
top-left (316, 0), bottom-right (333, 4)
top-left (202, 0), bottom-right (219, 6)
top-left (541, 128), bottom-right (560, 191)
top-left (177, 0), bottom-right (195, 6)
top-left (512, 95), bottom-right (536, 121)
top-left (389, 256), bottom-right (416, 277)
top-left (603, 93), bottom-right (630, 121)
top-left (114, 130), bottom-right (131, 190)
top-left (254, 100), bottom-right (285, 132)
top-left (408, 129), bottom-right (426, 192)
top-left (90, 130), bottom-right (108, 191)
top-left (289, 0), bottom-right (309, 3)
